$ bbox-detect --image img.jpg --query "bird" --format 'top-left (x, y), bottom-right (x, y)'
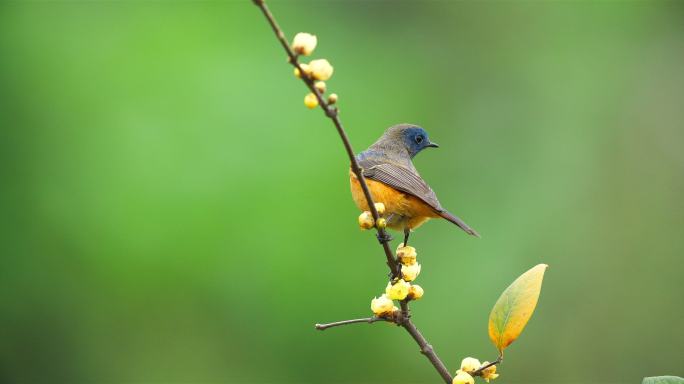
top-left (350, 123), bottom-right (479, 246)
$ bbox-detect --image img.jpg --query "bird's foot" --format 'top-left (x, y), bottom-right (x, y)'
top-left (376, 231), bottom-right (393, 244)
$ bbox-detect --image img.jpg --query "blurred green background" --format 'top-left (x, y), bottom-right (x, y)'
top-left (1, 1), bottom-right (683, 383)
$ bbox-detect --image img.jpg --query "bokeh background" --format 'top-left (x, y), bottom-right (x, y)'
top-left (1, 1), bottom-right (683, 383)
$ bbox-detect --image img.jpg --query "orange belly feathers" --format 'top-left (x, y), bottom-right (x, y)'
top-left (350, 170), bottom-right (439, 230)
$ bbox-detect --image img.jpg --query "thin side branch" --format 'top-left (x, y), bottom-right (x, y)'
top-left (472, 355), bottom-right (503, 377)
top-left (315, 316), bottom-right (389, 330)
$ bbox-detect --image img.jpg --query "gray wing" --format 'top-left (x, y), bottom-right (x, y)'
top-left (358, 158), bottom-right (444, 212)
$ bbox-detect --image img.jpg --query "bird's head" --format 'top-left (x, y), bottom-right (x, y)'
top-left (381, 124), bottom-right (439, 158)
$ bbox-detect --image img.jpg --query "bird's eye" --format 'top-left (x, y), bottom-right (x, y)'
top-left (415, 135), bottom-right (423, 144)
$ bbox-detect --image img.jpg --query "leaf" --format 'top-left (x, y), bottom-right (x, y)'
top-left (642, 376), bottom-right (684, 384)
top-left (488, 264), bottom-right (548, 354)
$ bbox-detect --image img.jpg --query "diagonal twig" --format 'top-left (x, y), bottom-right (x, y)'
top-left (251, 0), bottom-right (399, 278)
top-left (315, 316), bottom-right (390, 330)
top-left (472, 355), bottom-right (503, 377)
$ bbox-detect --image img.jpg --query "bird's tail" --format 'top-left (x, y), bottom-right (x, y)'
top-left (439, 211), bottom-right (480, 238)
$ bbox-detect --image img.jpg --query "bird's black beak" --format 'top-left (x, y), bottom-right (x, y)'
top-left (427, 142), bottom-right (439, 148)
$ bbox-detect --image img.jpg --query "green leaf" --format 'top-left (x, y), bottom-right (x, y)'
top-left (488, 264), bottom-right (547, 354)
top-left (642, 376), bottom-right (684, 384)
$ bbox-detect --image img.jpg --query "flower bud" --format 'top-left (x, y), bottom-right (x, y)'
top-left (370, 294), bottom-right (394, 316)
top-left (385, 280), bottom-right (410, 300)
top-left (397, 245), bottom-right (417, 266)
top-left (452, 370), bottom-right (474, 384)
top-left (314, 81), bottom-right (326, 94)
top-left (309, 59), bottom-right (334, 80)
top-left (480, 363), bottom-right (499, 382)
top-left (304, 93), bottom-right (318, 109)
top-left (376, 218), bottom-right (387, 229)
top-left (460, 357), bottom-right (481, 374)
top-left (293, 63), bottom-right (311, 79)
top-left (327, 93), bottom-right (338, 104)
top-left (358, 211), bottom-right (374, 230)
top-left (291, 32), bottom-right (317, 56)
top-left (407, 284), bottom-right (424, 300)
top-left (373, 202), bottom-right (385, 215)
top-left (401, 263), bottom-right (421, 282)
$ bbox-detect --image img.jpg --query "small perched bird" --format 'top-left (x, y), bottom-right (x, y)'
top-left (350, 124), bottom-right (479, 245)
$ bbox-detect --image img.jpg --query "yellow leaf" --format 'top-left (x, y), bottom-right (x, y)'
top-left (488, 264), bottom-right (548, 354)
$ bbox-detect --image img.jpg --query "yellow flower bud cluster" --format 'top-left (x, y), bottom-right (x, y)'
top-left (370, 280), bottom-right (406, 317)
top-left (291, 32), bottom-right (338, 109)
top-left (396, 243), bottom-right (423, 299)
top-left (453, 357), bottom-right (499, 383)
top-left (369, 241), bottom-right (425, 317)
top-left (357, 203), bottom-right (387, 231)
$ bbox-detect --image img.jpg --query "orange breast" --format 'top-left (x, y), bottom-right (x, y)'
top-left (349, 170), bottom-right (439, 230)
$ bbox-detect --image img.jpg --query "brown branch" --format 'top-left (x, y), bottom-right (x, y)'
top-left (398, 313), bottom-right (453, 384)
top-left (252, 0), bottom-right (399, 278)
top-left (252, 2), bottom-right (452, 383)
top-left (315, 316), bottom-right (390, 330)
